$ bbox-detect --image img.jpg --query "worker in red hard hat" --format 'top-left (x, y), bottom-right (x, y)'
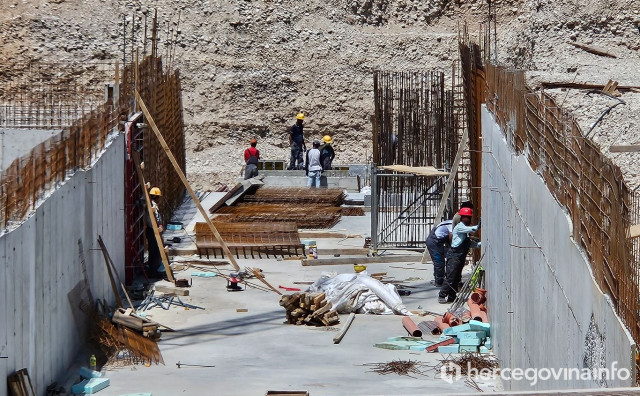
top-left (438, 206), bottom-right (481, 304)
top-left (244, 138), bottom-right (260, 179)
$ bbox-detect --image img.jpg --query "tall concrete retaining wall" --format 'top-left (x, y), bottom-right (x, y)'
top-left (481, 106), bottom-right (635, 390)
top-left (0, 133), bottom-right (125, 396)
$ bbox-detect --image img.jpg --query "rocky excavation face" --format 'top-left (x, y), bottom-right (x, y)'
top-left (1, 0), bottom-right (639, 189)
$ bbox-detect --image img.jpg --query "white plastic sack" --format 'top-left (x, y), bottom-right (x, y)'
top-left (307, 271), bottom-right (412, 315)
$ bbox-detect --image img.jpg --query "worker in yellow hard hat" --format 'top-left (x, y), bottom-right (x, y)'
top-left (288, 112), bottom-right (306, 170)
top-left (146, 186), bottom-right (165, 278)
top-left (319, 135), bottom-right (335, 170)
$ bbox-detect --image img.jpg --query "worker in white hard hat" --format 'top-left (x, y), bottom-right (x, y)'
top-left (288, 112), bottom-right (306, 170)
top-left (146, 186), bottom-right (165, 277)
top-left (319, 135), bottom-right (335, 170)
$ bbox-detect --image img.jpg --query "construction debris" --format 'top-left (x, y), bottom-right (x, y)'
top-left (436, 321), bottom-right (492, 354)
top-left (436, 352), bottom-right (500, 375)
top-left (279, 292), bottom-right (340, 326)
top-left (333, 312), bottom-right (356, 344)
top-left (569, 42), bottom-right (617, 58)
top-left (374, 337), bottom-right (433, 351)
top-left (7, 369), bottom-right (36, 396)
top-left (361, 360), bottom-right (428, 378)
top-left (175, 361), bottom-right (215, 369)
top-left (94, 318), bottom-right (164, 365)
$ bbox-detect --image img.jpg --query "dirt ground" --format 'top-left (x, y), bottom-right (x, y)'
top-left (1, 0), bottom-right (639, 188)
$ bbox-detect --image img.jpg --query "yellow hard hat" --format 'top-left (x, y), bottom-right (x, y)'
top-left (296, 112), bottom-right (305, 120)
top-left (323, 135), bottom-right (333, 144)
top-left (149, 187), bottom-right (162, 197)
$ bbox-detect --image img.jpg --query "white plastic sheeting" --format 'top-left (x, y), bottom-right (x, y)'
top-left (307, 272), bottom-right (412, 315)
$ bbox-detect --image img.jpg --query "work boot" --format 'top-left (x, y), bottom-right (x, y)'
top-left (438, 295), bottom-right (449, 304)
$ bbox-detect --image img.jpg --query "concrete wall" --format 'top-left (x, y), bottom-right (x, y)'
top-left (0, 128), bottom-right (61, 170)
top-left (0, 133), bottom-right (125, 396)
top-left (481, 106), bottom-right (635, 390)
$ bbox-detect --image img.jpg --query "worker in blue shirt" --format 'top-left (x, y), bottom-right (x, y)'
top-left (438, 207), bottom-right (481, 304)
top-left (425, 219), bottom-right (453, 287)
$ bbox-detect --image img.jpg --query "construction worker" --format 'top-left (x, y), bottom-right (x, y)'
top-left (288, 113), bottom-right (306, 170)
top-left (244, 138), bottom-right (260, 179)
top-left (425, 219), bottom-right (453, 287)
top-left (452, 201), bottom-right (474, 229)
top-left (438, 207), bottom-right (481, 304)
top-left (146, 187), bottom-right (165, 277)
top-left (320, 135), bottom-right (335, 170)
top-left (305, 139), bottom-right (323, 188)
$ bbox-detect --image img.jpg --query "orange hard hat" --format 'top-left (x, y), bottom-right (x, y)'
top-left (459, 207), bottom-right (473, 217)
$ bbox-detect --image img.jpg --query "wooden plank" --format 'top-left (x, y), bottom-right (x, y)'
top-left (251, 268), bottom-right (282, 295)
top-left (135, 90), bottom-right (241, 273)
top-left (609, 145), bottom-right (640, 153)
top-left (98, 239), bottom-right (124, 308)
top-left (301, 255), bottom-right (419, 266)
top-left (333, 312), bottom-right (355, 344)
top-left (98, 236), bottom-right (135, 310)
top-left (421, 127), bottom-right (469, 264)
top-left (132, 151), bottom-right (174, 282)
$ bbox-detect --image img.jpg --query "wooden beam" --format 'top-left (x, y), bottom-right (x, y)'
top-left (97, 236), bottom-right (124, 307)
top-left (251, 268), bottom-right (282, 295)
top-left (134, 90), bottom-right (242, 272)
top-left (132, 151), bottom-right (175, 282)
top-left (569, 42), bottom-right (617, 58)
top-left (421, 127), bottom-right (469, 264)
top-left (609, 145), bottom-right (640, 153)
top-left (98, 236), bottom-right (135, 310)
top-left (333, 312), bottom-right (355, 344)
top-left (301, 255), bottom-right (419, 266)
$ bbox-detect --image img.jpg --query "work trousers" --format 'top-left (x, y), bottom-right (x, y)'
top-left (146, 226), bottom-right (162, 272)
top-left (244, 164), bottom-right (258, 179)
top-left (426, 237), bottom-right (447, 286)
top-left (289, 143), bottom-right (304, 170)
top-left (307, 170), bottom-right (321, 188)
top-left (438, 239), bottom-right (471, 300)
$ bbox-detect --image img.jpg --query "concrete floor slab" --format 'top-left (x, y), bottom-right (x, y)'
top-left (100, 256), bottom-right (499, 395)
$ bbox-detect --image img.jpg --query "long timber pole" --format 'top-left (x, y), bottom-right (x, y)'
top-left (134, 90), bottom-right (242, 273)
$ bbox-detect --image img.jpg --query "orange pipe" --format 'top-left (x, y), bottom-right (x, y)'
top-left (470, 287), bottom-right (487, 304)
top-left (443, 312), bottom-right (461, 327)
top-left (434, 316), bottom-right (450, 332)
top-left (467, 298), bottom-right (488, 322)
top-left (402, 317), bottom-right (422, 337)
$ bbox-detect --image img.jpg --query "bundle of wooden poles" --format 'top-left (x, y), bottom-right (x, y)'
top-left (279, 292), bottom-right (340, 326)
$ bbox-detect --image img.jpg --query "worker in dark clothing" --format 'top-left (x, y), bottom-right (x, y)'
top-left (244, 138), bottom-right (260, 179)
top-left (288, 113), bottom-right (306, 170)
top-left (438, 207), bottom-right (481, 304)
top-left (145, 187), bottom-right (164, 277)
top-left (425, 219), bottom-right (453, 287)
top-left (320, 135), bottom-right (335, 170)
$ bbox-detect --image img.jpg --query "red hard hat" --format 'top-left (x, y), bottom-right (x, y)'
top-left (459, 207), bottom-right (473, 217)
